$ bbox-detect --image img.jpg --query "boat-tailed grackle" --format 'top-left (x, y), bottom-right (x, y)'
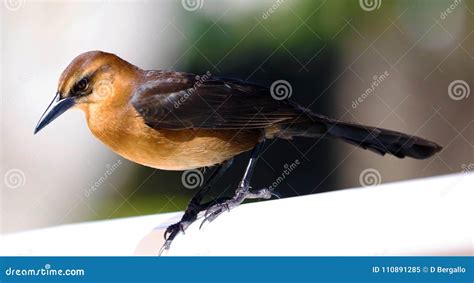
top-left (34, 51), bottom-right (442, 253)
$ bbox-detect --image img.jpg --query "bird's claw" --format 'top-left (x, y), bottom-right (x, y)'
top-left (200, 202), bottom-right (230, 228)
top-left (159, 220), bottom-right (191, 255)
top-left (160, 187), bottom-right (278, 254)
top-left (246, 188), bottom-right (274, 199)
top-left (199, 187), bottom-right (276, 228)
top-left (159, 240), bottom-right (171, 256)
top-left (271, 191), bottom-right (281, 199)
top-left (163, 222), bottom-right (184, 240)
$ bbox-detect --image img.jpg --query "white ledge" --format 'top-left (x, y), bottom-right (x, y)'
top-left (1, 173), bottom-right (473, 256)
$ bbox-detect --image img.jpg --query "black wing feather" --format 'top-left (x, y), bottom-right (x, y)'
top-left (131, 74), bottom-right (302, 130)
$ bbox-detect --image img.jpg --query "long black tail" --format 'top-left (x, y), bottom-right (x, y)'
top-left (276, 113), bottom-right (442, 160)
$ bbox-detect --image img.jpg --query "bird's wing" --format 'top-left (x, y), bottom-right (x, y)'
top-left (131, 72), bottom-right (303, 130)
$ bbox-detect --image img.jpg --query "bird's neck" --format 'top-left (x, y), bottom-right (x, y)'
top-left (82, 101), bottom-right (134, 151)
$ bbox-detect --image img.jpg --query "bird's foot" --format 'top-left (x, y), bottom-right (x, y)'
top-left (159, 196), bottom-right (232, 255)
top-left (159, 221), bottom-right (188, 255)
top-left (159, 203), bottom-right (201, 255)
top-left (200, 187), bottom-right (273, 228)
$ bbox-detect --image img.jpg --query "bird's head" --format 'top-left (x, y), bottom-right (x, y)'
top-left (34, 50), bottom-right (139, 134)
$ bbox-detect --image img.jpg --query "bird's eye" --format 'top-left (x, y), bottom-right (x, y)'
top-left (74, 78), bottom-right (89, 93)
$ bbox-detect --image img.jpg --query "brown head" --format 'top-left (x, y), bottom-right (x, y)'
top-left (34, 51), bottom-right (141, 134)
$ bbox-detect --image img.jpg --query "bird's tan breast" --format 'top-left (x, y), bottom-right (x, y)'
top-left (83, 103), bottom-right (259, 170)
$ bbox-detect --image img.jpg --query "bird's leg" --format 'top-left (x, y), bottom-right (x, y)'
top-left (160, 159), bottom-right (233, 254)
top-left (201, 140), bottom-right (270, 226)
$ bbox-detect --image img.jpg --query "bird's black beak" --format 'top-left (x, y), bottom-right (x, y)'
top-left (34, 93), bottom-right (75, 134)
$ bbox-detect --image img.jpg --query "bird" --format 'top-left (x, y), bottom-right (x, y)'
top-left (34, 51), bottom-right (442, 253)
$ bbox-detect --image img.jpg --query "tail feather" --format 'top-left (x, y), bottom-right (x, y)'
top-left (276, 114), bottom-right (442, 160)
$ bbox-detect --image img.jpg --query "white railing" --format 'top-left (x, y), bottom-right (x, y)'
top-left (1, 173), bottom-right (472, 256)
